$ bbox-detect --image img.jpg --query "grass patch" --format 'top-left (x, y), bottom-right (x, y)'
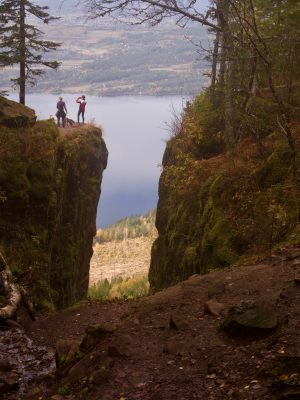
top-left (57, 384), bottom-right (70, 396)
top-left (88, 275), bottom-right (149, 301)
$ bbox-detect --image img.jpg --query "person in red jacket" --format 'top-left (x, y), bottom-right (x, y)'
top-left (76, 95), bottom-right (86, 124)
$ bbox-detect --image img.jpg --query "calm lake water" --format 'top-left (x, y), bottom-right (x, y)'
top-left (9, 93), bottom-right (187, 227)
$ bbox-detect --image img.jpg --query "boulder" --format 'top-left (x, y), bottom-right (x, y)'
top-left (63, 354), bottom-right (94, 384)
top-left (265, 356), bottom-right (300, 399)
top-left (221, 300), bottom-right (279, 336)
top-left (88, 368), bottom-right (110, 385)
top-left (204, 300), bottom-right (225, 316)
top-left (108, 334), bottom-right (134, 357)
top-left (55, 339), bottom-right (81, 378)
top-left (0, 96), bottom-right (36, 128)
top-left (62, 351), bottom-right (113, 386)
top-left (81, 323), bottom-right (114, 351)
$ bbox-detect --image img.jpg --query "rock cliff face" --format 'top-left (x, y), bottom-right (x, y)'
top-left (0, 97), bottom-right (108, 308)
top-left (149, 94), bottom-right (300, 293)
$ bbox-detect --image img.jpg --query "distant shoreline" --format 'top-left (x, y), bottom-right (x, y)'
top-left (4, 89), bottom-right (198, 98)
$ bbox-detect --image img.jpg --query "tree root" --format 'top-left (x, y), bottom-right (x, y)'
top-left (0, 253), bottom-right (36, 322)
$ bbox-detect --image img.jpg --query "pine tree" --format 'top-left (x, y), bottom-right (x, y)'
top-left (0, 0), bottom-right (61, 104)
top-left (0, 5), bottom-right (12, 68)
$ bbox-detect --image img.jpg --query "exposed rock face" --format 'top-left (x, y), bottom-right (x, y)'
top-left (149, 94), bottom-right (300, 293)
top-left (49, 125), bottom-right (108, 306)
top-left (0, 97), bottom-right (108, 308)
top-left (0, 96), bottom-right (36, 127)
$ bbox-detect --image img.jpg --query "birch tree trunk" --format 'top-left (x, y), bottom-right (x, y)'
top-left (210, 30), bottom-right (220, 105)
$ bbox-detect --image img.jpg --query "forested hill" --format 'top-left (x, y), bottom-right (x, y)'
top-left (90, 211), bottom-right (156, 286)
top-left (94, 210), bottom-right (156, 243)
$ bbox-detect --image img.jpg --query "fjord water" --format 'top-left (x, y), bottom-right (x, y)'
top-left (9, 93), bottom-right (186, 227)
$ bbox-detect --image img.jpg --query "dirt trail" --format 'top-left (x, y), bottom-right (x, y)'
top-left (4, 246), bottom-right (300, 399)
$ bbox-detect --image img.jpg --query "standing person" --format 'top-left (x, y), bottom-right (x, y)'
top-left (76, 95), bottom-right (86, 124)
top-left (56, 96), bottom-right (68, 127)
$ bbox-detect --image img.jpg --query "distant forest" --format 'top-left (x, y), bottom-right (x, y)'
top-left (94, 210), bottom-right (156, 243)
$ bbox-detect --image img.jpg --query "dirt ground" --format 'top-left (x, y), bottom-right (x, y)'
top-left (6, 246), bottom-right (300, 400)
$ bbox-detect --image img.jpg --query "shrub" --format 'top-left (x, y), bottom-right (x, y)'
top-left (88, 275), bottom-right (149, 301)
top-left (88, 278), bottom-right (110, 300)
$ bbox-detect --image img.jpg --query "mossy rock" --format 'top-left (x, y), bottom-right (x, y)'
top-left (55, 339), bottom-right (81, 378)
top-left (269, 356), bottom-right (300, 400)
top-left (81, 324), bottom-right (115, 351)
top-left (221, 300), bottom-right (279, 336)
top-left (0, 120), bottom-right (107, 309)
top-left (0, 96), bottom-right (36, 128)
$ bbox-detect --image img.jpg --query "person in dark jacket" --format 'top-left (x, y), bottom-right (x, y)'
top-left (76, 95), bottom-right (86, 124)
top-left (56, 96), bottom-right (68, 127)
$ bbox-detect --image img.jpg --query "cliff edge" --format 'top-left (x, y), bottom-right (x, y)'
top-left (149, 93), bottom-right (300, 292)
top-left (0, 97), bottom-right (108, 308)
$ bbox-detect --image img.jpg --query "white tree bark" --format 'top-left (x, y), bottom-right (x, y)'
top-left (0, 253), bottom-right (22, 320)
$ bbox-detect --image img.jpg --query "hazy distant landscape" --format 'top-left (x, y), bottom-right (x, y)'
top-left (90, 211), bottom-right (156, 286)
top-left (0, 3), bottom-right (209, 96)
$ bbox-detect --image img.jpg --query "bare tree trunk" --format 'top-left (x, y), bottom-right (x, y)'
top-left (218, 33), bottom-right (226, 91)
top-left (224, 52), bottom-right (235, 147)
top-left (242, 54), bottom-right (257, 111)
top-left (286, 36), bottom-right (297, 104)
top-left (263, 67), bottom-right (297, 178)
top-left (217, 32), bottom-right (226, 107)
top-left (219, 0), bottom-right (235, 148)
top-left (210, 30), bottom-right (220, 105)
top-left (19, 0), bottom-right (26, 105)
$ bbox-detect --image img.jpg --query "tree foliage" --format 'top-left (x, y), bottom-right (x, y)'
top-left (84, 0), bottom-right (300, 160)
top-left (0, 0), bottom-right (61, 104)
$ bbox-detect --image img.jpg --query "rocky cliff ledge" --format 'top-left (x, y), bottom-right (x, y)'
top-left (0, 97), bottom-right (108, 308)
top-left (149, 94), bottom-right (300, 293)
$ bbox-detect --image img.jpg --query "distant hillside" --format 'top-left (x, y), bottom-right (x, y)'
top-left (90, 211), bottom-right (157, 285)
top-left (0, 16), bottom-right (209, 96)
top-left (94, 210), bottom-right (156, 243)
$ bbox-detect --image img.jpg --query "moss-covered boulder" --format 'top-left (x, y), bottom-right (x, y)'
top-left (0, 96), bottom-right (36, 128)
top-left (56, 339), bottom-right (82, 378)
top-left (221, 300), bottom-right (279, 335)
